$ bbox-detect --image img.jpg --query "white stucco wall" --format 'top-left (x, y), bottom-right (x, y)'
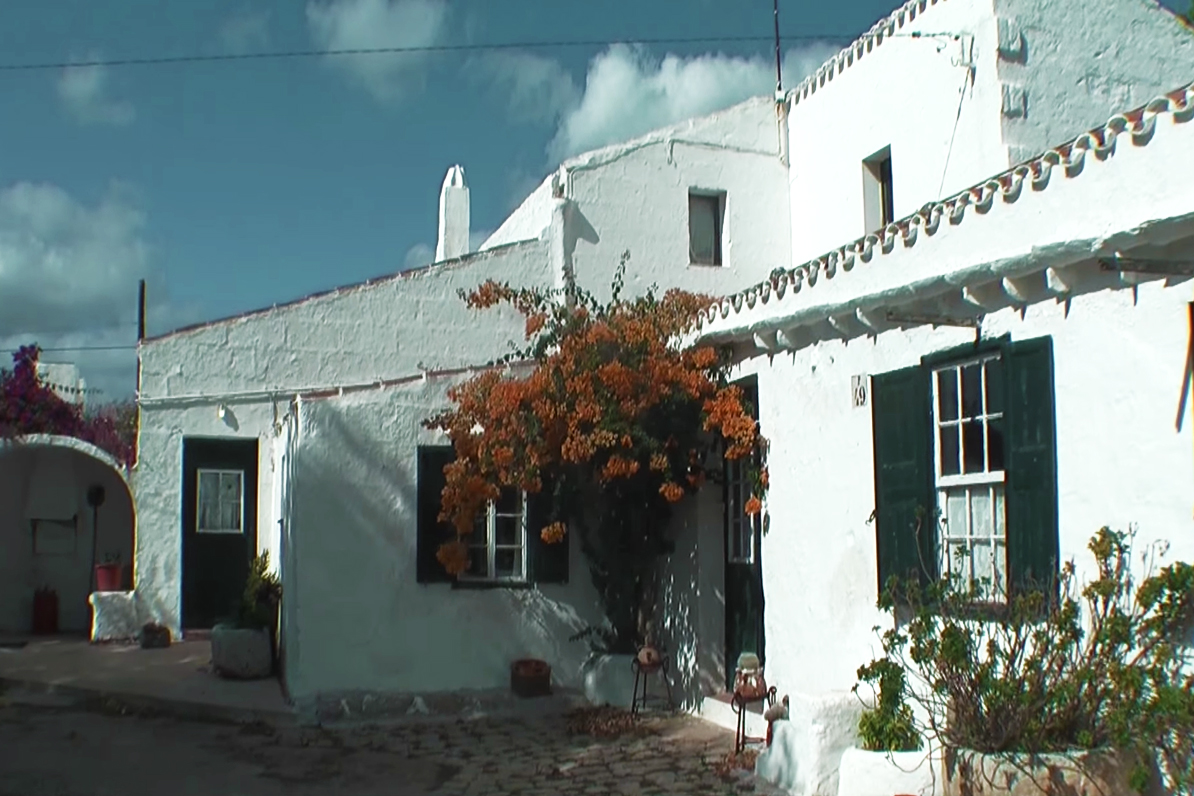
top-left (564, 96), bottom-right (791, 305)
top-left (786, 0), bottom-right (1194, 270)
top-left (138, 240), bottom-right (552, 399)
top-left (787, 0), bottom-right (1007, 264)
top-left (282, 380), bottom-right (606, 700)
top-left (739, 276), bottom-right (1194, 702)
top-left (480, 176), bottom-right (558, 251)
top-left (994, 0), bottom-right (1194, 163)
top-left (0, 439), bottom-right (134, 634)
top-left (134, 241), bottom-right (555, 636)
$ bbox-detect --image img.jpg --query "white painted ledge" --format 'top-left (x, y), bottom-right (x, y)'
top-left (754, 690), bottom-right (862, 796)
top-left (88, 591), bottom-right (139, 642)
top-left (837, 746), bottom-right (941, 796)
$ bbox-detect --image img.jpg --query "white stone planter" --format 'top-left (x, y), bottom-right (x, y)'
top-left (579, 653), bottom-right (636, 708)
top-left (942, 748), bottom-right (1143, 796)
top-left (838, 746), bottom-right (940, 796)
top-left (210, 624), bottom-right (272, 680)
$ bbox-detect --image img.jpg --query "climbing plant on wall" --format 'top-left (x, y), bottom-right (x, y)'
top-left (0, 344), bottom-right (136, 468)
top-left (424, 252), bottom-right (768, 654)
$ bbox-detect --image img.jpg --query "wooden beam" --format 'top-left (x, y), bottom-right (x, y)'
top-left (962, 282), bottom-right (1005, 311)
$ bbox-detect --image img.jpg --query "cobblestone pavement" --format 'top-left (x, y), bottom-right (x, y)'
top-left (0, 695), bottom-right (786, 796)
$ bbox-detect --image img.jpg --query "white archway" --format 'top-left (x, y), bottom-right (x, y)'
top-left (0, 435), bottom-right (136, 635)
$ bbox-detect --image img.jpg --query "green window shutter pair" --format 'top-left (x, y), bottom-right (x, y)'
top-left (415, 446), bottom-right (568, 584)
top-left (871, 336), bottom-right (1058, 599)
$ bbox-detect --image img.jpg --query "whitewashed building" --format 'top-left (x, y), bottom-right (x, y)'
top-left (111, 96), bottom-right (791, 709)
top-left (103, 0), bottom-right (1194, 759)
top-left (692, 0), bottom-right (1194, 789)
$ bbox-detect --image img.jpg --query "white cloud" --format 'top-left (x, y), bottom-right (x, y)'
top-left (219, 7), bottom-right (271, 54)
top-left (56, 56), bottom-right (135, 127)
top-left (403, 242), bottom-right (433, 269)
top-left (484, 43), bottom-right (841, 163)
top-left (0, 181), bottom-right (170, 399)
top-left (306, 0), bottom-right (449, 103)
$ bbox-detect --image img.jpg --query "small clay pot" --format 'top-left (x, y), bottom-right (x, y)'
top-left (510, 658), bottom-right (552, 698)
top-left (636, 645), bottom-right (662, 669)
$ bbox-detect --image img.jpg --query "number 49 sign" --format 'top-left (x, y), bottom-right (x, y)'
top-left (851, 374), bottom-right (869, 408)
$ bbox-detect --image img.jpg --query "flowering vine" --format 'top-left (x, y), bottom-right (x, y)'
top-left (0, 345), bottom-right (136, 468)
top-left (424, 252), bottom-right (768, 652)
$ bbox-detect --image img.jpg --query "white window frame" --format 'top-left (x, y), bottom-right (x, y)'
top-left (196, 468), bottom-right (245, 535)
top-left (931, 352), bottom-right (1007, 602)
top-left (458, 488), bottom-right (529, 584)
top-left (688, 190), bottom-right (726, 266)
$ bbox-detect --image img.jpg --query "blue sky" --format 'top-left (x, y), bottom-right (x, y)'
top-left (0, 0), bottom-right (1187, 399)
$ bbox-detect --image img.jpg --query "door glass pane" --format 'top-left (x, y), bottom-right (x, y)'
top-left (219, 500), bottom-right (241, 532)
top-left (969, 488), bottom-right (992, 540)
top-left (987, 419), bottom-right (1005, 472)
top-left (220, 472), bottom-right (242, 502)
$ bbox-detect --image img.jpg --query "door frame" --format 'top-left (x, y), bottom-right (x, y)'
top-left (722, 376), bottom-right (765, 690)
top-left (180, 436), bottom-right (259, 630)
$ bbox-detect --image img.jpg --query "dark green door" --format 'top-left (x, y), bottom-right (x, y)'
top-left (723, 380), bottom-right (764, 690)
top-left (181, 437), bottom-right (258, 629)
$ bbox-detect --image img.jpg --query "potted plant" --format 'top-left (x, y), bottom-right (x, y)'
top-left (210, 552), bottom-right (281, 680)
top-left (839, 656), bottom-right (935, 796)
top-left (94, 552), bottom-right (122, 592)
top-left (511, 658), bottom-right (552, 698)
top-left (860, 526), bottom-right (1194, 796)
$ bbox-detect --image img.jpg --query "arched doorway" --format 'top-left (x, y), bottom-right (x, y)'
top-left (0, 435), bottom-right (135, 635)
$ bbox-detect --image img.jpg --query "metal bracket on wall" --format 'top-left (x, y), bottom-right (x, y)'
top-left (1098, 256), bottom-right (1194, 276)
top-left (885, 310), bottom-right (980, 329)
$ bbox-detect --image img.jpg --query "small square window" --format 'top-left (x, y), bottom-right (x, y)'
top-left (460, 487), bottom-right (528, 583)
top-left (197, 468), bottom-right (244, 534)
top-left (689, 191), bottom-right (724, 266)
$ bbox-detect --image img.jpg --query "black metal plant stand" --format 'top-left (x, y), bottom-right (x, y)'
top-left (630, 654), bottom-right (675, 716)
top-left (731, 686), bottom-right (777, 754)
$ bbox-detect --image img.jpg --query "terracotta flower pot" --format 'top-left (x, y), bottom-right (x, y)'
top-left (510, 658), bottom-right (552, 698)
top-left (94, 563), bottom-right (122, 592)
top-left (636, 645), bottom-right (662, 669)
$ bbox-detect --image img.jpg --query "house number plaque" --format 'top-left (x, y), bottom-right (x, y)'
top-left (851, 374), bottom-right (869, 408)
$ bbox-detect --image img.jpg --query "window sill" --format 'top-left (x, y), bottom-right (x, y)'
top-left (451, 579), bottom-right (533, 591)
top-left (688, 261), bottom-right (723, 268)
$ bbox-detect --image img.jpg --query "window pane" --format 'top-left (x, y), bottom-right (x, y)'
top-left (993, 537), bottom-right (1008, 598)
top-left (199, 471), bottom-right (219, 501)
top-left (961, 364), bottom-right (982, 419)
top-left (972, 540), bottom-right (994, 599)
top-left (219, 501), bottom-right (241, 532)
top-left (963, 420), bottom-right (985, 474)
top-left (994, 486), bottom-right (1006, 539)
top-left (495, 515), bottom-right (520, 546)
top-left (689, 195), bottom-right (717, 263)
top-left (987, 419), bottom-right (1005, 472)
top-left (467, 546), bottom-right (488, 578)
top-left (496, 488), bottom-right (520, 516)
top-left (985, 358), bottom-right (1004, 416)
top-left (936, 370), bottom-right (958, 421)
top-left (939, 425), bottom-right (960, 476)
top-left (970, 488), bottom-right (993, 540)
top-left (220, 472), bottom-right (242, 502)
top-left (495, 548), bottom-right (521, 579)
top-left (944, 490), bottom-right (968, 540)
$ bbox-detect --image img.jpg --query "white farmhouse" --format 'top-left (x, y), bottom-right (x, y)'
top-left (95, 0), bottom-right (1194, 772)
top-left (114, 94), bottom-right (791, 710)
top-left (694, 0), bottom-right (1194, 793)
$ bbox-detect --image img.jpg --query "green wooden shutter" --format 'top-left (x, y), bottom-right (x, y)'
top-left (529, 476), bottom-right (568, 584)
top-left (871, 365), bottom-right (935, 599)
top-left (1003, 336), bottom-right (1059, 598)
top-left (416, 446), bottom-right (456, 583)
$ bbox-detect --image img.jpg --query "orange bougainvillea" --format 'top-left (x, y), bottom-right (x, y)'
top-left (424, 251), bottom-right (769, 581)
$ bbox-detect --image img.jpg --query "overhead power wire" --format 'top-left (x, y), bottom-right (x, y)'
top-left (0, 33), bottom-right (855, 73)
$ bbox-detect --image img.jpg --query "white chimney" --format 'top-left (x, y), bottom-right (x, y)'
top-left (435, 164), bottom-right (470, 263)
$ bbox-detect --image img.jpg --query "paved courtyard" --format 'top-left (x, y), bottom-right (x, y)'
top-left (0, 692), bottom-right (785, 796)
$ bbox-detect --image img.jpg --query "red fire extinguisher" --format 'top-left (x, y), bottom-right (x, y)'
top-left (32, 586), bottom-right (58, 635)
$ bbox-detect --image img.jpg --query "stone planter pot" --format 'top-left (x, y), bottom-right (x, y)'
top-left (838, 746), bottom-right (938, 796)
top-left (580, 653), bottom-right (636, 708)
top-left (210, 624), bottom-right (272, 680)
top-left (943, 747), bottom-right (1146, 796)
top-left (511, 658), bottom-right (552, 698)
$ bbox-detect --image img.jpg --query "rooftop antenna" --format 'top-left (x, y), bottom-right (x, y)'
top-left (773, 0), bottom-right (783, 93)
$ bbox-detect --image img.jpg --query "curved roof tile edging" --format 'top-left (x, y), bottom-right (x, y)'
top-left (789, 0), bottom-right (952, 107)
top-left (700, 81), bottom-right (1194, 331)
